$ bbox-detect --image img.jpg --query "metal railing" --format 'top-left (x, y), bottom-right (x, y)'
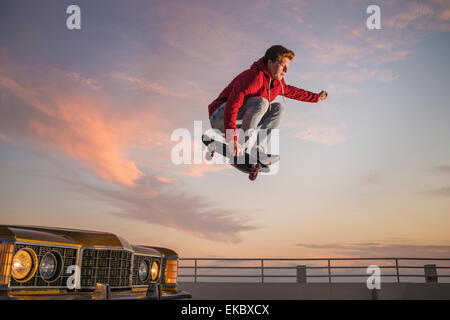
top-left (178, 258), bottom-right (450, 283)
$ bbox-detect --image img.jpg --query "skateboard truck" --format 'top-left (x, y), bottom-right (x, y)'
top-left (207, 142), bottom-right (216, 158)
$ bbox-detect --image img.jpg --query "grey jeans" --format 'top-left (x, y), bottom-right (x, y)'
top-left (209, 97), bottom-right (285, 150)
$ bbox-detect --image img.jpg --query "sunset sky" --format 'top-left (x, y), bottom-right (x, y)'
top-left (1, 0), bottom-right (450, 259)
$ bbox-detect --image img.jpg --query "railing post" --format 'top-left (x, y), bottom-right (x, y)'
top-left (395, 259), bottom-right (400, 283)
top-left (424, 264), bottom-right (438, 283)
top-left (261, 259), bottom-right (264, 283)
top-left (194, 259), bottom-right (197, 283)
top-left (328, 259), bottom-right (331, 283)
top-left (296, 265), bottom-right (307, 283)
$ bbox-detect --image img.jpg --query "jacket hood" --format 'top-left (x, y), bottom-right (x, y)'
top-left (250, 57), bottom-right (273, 79)
top-left (250, 57), bottom-right (286, 103)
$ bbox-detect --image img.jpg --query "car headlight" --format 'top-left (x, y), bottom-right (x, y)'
top-left (39, 251), bottom-right (62, 281)
top-left (151, 261), bottom-right (159, 281)
top-left (138, 259), bottom-right (150, 282)
top-left (12, 248), bottom-right (38, 282)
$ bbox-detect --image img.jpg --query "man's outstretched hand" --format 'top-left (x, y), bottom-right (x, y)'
top-left (318, 90), bottom-right (328, 101)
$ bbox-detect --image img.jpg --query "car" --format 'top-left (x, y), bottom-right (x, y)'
top-left (0, 225), bottom-right (191, 300)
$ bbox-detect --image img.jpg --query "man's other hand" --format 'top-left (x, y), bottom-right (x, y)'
top-left (318, 90), bottom-right (328, 101)
top-left (228, 140), bottom-right (244, 157)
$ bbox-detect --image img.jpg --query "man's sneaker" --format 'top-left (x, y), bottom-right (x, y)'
top-left (258, 153), bottom-right (280, 166)
top-left (255, 146), bottom-right (280, 166)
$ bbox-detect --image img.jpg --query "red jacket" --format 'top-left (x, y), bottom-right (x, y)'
top-left (208, 57), bottom-right (319, 139)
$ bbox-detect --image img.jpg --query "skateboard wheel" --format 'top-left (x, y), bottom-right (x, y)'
top-left (250, 163), bottom-right (261, 173)
top-left (249, 174), bottom-right (257, 181)
top-left (205, 152), bottom-right (213, 161)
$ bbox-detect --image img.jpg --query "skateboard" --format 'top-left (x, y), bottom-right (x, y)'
top-left (202, 134), bottom-right (271, 181)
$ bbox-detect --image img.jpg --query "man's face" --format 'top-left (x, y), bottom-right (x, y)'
top-left (267, 57), bottom-right (291, 80)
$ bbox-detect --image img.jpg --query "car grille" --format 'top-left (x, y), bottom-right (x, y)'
top-left (80, 249), bottom-right (132, 289)
top-left (10, 244), bottom-right (77, 288)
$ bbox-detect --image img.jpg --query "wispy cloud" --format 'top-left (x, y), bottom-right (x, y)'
top-left (296, 68), bottom-right (399, 85)
top-left (293, 122), bottom-right (347, 146)
top-left (384, 1), bottom-right (450, 31)
top-left (154, 175), bottom-right (179, 184)
top-left (292, 0), bottom-right (450, 69)
top-left (151, 2), bottom-right (262, 65)
top-left (296, 242), bottom-right (450, 257)
top-left (360, 171), bottom-right (383, 186)
top-left (432, 165), bottom-right (450, 174)
top-left (61, 71), bottom-right (102, 91)
top-left (109, 72), bottom-right (190, 99)
top-left (385, 2), bottom-right (434, 29)
top-left (61, 175), bottom-right (257, 243)
top-left (423, 186), bottom-right (450, 198)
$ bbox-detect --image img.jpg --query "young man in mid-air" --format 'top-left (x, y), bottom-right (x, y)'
top-left (207, 45), bottom-right (328, 164)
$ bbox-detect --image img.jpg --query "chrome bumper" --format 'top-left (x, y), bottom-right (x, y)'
top-left (2, 283), bottom-right (191, 300)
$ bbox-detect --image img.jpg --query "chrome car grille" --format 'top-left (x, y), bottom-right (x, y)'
top-left (10, 244), bottom-right (77, 288)
top-left (80, 249), bottom-right (132, 289)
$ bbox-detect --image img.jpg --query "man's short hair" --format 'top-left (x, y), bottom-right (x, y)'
top-left (263, 45), bottom-right (295, 65)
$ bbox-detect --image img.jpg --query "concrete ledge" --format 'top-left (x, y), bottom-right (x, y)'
top-left (179, 282), bottom-right (450, 300)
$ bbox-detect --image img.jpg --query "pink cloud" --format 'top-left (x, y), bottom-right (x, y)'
top-left (385, 3), bottom-right (434, 29)
top-left (62, 71), bottom-right (101, 90)
top-left (384, 1), bottom-right (450, 31)
top-left (27, 119), bottom-right (144, 186)
top-left (0, 54), bottom-right (255, 242)
top-left (294, 122), bottom-right (347, 146)
top-left (297, 31), bottom-right (412, 67)
top-left (438, 9), bottom-right (450, 21)
top-left (154, 175), bottom-right (179, 184)
top-left (0, 59), bottom-right (170, 186)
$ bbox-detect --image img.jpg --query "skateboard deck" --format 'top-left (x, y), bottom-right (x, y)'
top-left (202, 134), bottom-right (271, 178)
